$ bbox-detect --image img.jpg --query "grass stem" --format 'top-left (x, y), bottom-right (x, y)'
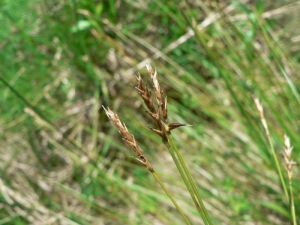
top-left (164, 139), bottom-right (204, 218)
top-left (266, 135), bottom-right (289, 202)
top-left (254, 99), bottom-right (289, 202)
top-left (167, 134), bottom-right (213, 225)
top-left (289, 180), bottom-right (297, 225)
top-left (152, 172), bottom-right (191, 225)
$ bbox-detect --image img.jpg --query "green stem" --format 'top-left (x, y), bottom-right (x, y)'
top-left (259, 23), bottom-right (291, 203)
top-left (168, 134), bottom-right (214, 225)
top-left (152, 171), bottom-right (191, 225)
top-left (164, 139), bottom-right (205, 219)
top-left (266, 135), bottom-right (289, 202)
top-left (289, 181), bottom-right (297, 225)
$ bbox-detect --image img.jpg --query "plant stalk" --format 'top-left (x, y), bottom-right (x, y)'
top-left (265, 135), bottom-right (289, 202)
top-left (152, 171), bottom-right (191, 225)
top-left (164, 140), bottom-right (204, 219)
top-left (289, 180), bottom-right (297, 225)
top-left (168, 134), bottom-right (214, 225)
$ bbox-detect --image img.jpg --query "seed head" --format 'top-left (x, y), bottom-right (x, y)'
top-left (102, 106), bottom-right (143, 156)
top-left (146, 63), bottom-right (168, 121)
top-left (283, 134), bottom-right (296, 181)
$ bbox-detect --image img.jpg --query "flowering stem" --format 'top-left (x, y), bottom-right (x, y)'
top-left (152, 171), bottom-right (191, 225)
top-left (289, 180), bottom-right (297, 225)
top-left (167, 134), bottom-right (213, 225)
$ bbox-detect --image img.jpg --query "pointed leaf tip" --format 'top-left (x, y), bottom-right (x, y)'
top-left (169, 122), bottom-right (193, 130)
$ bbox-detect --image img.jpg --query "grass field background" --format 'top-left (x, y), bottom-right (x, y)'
top-left (0, 0), bottom-right (299, 224)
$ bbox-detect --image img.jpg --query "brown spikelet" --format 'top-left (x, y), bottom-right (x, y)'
top-left (103, 106), bottom-right (143, 156)
top-left (136, 74), bottom-right (163, 131)
top-left (254, 98), bottom-right (269, 136)
top-left (283, 134), bottom-right (296, 181)
top-left (146, 63), bottom-right (168, 121)
top-left (136, 64), bottom-right (192, 146)
top-left (162, 97), bottom-right (168, 121)
top-left (136, 74), bottom-right (157, 114)
top-left (102, 106), bottom-right (154, 172)
top-left (136, 155), bottom-right (154, 172)
top-left (149, 126), bottom-right (169, 144)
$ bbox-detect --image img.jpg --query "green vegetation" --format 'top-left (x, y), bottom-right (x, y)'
top-left (0, 0), bottom-right (299, 224)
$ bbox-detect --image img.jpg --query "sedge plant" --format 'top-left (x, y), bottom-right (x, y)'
top-left (283, 135), bottom-right (297, 225)
top-left (254, 98), bottom-right (298, 224)
top-left (103, 63), bottom-right (213, 224)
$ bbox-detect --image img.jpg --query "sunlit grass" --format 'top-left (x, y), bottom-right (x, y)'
top-left (0, 0), bottom-right (299, 224)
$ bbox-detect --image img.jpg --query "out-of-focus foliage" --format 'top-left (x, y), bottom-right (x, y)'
top-left (0, 0), bottom-right (299, 224)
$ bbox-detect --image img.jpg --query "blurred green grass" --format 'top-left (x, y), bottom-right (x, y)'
top-left (0, 0), bottom-right (299, 224)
